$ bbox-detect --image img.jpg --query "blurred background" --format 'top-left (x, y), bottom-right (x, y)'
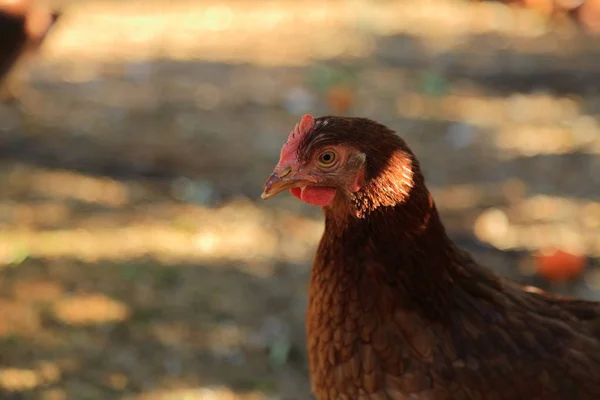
top-left (0, 0), bottom-right (599, 398)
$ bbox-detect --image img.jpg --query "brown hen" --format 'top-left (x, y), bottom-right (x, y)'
top-left (262, 115), bottom-right (600, 400)
top-left (0, 0), bottom-right (60, 101)
top-left (478, 0), bottom-right (600, 33)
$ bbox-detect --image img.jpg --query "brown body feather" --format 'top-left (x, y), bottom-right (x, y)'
top-left (293, 117), bottom-right (600, 399)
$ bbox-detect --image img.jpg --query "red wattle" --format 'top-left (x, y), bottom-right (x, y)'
top-left (290, 187), bottom-right (302, 200)
top-left (290, 186), bottom-right (336, 207)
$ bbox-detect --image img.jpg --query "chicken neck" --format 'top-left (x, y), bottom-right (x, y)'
top-left (315, 176), bottom-right (479, 323)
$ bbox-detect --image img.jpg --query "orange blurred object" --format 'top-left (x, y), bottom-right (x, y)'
top-left (325, 85), bottom-right (354, 114)
top-left (523, 0), bottom-right (554, 16)
top-left (579, 0), bottom-right (600, 33)
top-left (479, 0), bottom-right (600, 33)
top-left (534, 249), bottom-right (587, 282)
top-left (555, 0), bottom-right (585, 10)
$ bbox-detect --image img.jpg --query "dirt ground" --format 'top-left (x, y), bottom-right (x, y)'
top-left (0, 0), bottom-right (599, 399)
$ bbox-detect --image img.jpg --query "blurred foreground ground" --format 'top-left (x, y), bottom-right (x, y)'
top-left (0, 0), bottom-right (600, 399)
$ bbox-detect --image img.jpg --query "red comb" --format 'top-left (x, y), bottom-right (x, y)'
top-left (277, 114), bottom-right (315, 167)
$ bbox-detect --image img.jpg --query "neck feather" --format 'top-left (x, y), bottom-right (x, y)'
top-left (318, 171), bottom-right (471, 321)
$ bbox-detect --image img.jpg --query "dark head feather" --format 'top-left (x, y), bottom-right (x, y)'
top-left (296, 116), bottom-right (426, 220)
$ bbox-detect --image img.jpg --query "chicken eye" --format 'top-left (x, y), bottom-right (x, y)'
top-left (317, 151), bottom-right (337, 167)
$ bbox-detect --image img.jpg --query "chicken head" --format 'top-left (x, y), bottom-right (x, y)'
top-left (262, 114), bottom-right (366, 207)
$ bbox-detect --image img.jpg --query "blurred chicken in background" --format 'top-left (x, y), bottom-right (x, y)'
top-left (480, 0), bottom-right (600, 33)
top-left (0, 0), bottom-right (60, 102)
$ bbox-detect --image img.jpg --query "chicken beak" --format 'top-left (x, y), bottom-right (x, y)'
top-left (261, 167), bottom-right (304, 200)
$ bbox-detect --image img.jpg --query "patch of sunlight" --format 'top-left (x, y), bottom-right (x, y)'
top-left (398, 92), bottom-right (583, 128)
top-left (130, 385), bottom-right (265, 400)
top-left (360, 0), bottom-right (548, 38)
top-left (474, 208), bottom-right (510, 246)
top-left (494, 119), bottom-right (600, 157)
top-left (0, 368), bottom-right (40, 392)
top-left (517, 195), bottom-right (580, 222)
top-left (52, 294), bottom-right (130, 326)
top-left (42, 0), bottom-right (549, 67)
top-left (0, 361), bottom-right (61, 393)
top-left (6, 166), bottom-right (130, 207)
top-left (0, 198), bottom-right (324, 276)
top-left (397, 92), bottom-right (600, 156)
top-left (474, 196), bottom-right (600, 256)
top-left (44, 0), bottom-right (366, 67)
top-left (0, 202), bottom-right (71, 228)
